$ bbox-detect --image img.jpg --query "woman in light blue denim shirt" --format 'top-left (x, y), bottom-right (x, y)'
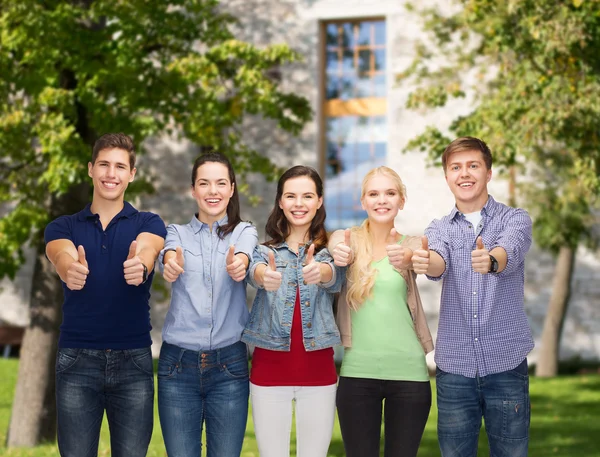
top-left (157, 152), bottom-right (258, 457)
top-left (242, 166), bottom-right (344, 457)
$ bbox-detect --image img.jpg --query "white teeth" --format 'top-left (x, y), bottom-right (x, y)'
top-left (460, 183), bottom-right (473, 188)
top-left (103, 182), bottom-right (117, 188)
top-left (206, 199), bottom-right (220, 203)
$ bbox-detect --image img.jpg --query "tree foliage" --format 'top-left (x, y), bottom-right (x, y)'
top-left (0, 0), bottom-right (312, 278)
top-left (399, 0), bottom-right (600, 252)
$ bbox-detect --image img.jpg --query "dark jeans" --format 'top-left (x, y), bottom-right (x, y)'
top-left (157, 341), bottom-right (249, 457)
top-left (55, 347), bottom-right (154, 457)
top-left (436, 358), bottom-right (530, 457)
top-left (336, 376), bottom-right (431, 457)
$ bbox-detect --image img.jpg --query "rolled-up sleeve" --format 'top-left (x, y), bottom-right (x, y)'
top-left (315, 248), bottom-right (346, 292)
top-left (158, 225), bottom-right (182, 273)
top-left (492, 209), bottom-right (532, 277)
top-left (247, 245), bottom-right (269, 289)
top-left (234, 224), bottom-right (258, 260)
top-left (424, 219), bottom-right (449, 281)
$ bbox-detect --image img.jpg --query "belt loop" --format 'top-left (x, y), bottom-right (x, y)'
top-left (216, 346), bottom-right (221, 365)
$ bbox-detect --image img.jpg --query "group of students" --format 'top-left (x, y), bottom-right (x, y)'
top-left (45, 132), bottom-right (534, 457)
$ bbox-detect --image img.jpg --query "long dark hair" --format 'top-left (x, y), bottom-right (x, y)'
top-left (264, 166), bottom-right (328, 251)
top-left (191, 152), bottom-right (242, 239)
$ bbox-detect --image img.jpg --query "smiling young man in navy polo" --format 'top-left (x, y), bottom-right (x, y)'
top-left (44, 133), bottom-right (166, 457)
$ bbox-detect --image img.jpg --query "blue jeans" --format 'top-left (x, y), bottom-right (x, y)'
top-left (436, 358), bottom-right (530, 457)
top-left (158, 341), bottom-right (249, 457)
top-left (55, 347), bottom-right (154, 457)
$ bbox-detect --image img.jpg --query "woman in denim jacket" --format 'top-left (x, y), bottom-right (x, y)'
top-left (242, 165), bottom-right (343, 457)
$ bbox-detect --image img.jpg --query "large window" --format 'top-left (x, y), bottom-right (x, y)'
top-left (322, 19), bottom-right (387, 230)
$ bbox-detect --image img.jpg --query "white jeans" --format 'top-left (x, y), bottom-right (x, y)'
top-left (250, 382), bottom-right (338, 457)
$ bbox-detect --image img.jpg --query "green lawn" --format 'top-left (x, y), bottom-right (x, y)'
top-left (1, 358), bottom-right (599, 456)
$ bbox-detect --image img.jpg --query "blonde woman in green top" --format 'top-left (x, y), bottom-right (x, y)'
top-left (329, 166), bottom-right (433, 457)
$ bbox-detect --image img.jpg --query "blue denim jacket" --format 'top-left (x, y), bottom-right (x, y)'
top-left (242, 242), bottom-right (344, 351)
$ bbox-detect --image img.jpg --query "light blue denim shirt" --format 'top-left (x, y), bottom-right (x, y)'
top-left (158, 215), bottom-right (258, 351)
top-left (242, 242), bottom-right (344, 351)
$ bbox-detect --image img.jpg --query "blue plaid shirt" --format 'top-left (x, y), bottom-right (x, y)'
top-left (426, 196), bottom-right (534, 378)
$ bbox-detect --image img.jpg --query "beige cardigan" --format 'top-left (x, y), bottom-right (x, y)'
top-left (334, 234), bottom-right (434, 355)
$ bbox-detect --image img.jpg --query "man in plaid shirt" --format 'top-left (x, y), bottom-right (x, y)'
top-left (412, 137), bottom-right (534, 457)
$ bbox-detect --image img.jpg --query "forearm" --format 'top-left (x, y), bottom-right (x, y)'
top-left (138, 246), bottom-right (160, 273)
top-left (427, 251), bottom-right (446, 278)
top-left (254, 264), bottom-right (267, 287)
top-left (54, 251), bottom-right (77, 282)
top-left (319, 263), bottom-right (333, 284)
top-left (490, 246), bottom-right (508, 273)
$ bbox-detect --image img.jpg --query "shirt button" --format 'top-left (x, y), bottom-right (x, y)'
top-left (102, 245), bottom-right (107, 249)
top-left (310, 341), bottom-right (316, 347)
top-left (474, 314), bottom-right (477, 318)
top-left (305, 301), bottom-right (310, 307)
top-left (475, 338), bottom-right (479, 342)
top-left (472, 291), bottom-right (477, 295)
top-left (306, 322), bottom-right (312, 328)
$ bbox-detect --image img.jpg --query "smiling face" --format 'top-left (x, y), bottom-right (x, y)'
top-left (88, 148), bottom-right (136, 203)
top-left (278, 176), bottom-right (323, 237)
top-left (361, 173), bottom-right (405, 224)
top-left (192, 161), bottom-right (234, 225)
top-left (445, 149), bottom-right (492, 213)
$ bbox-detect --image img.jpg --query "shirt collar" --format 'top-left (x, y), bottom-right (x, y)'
top-left (449, 195), bottom-right (498, 221)
top-left (77, 201), bottom-right (137, 221)
top-left (190, 214), bottom-right (228, 234)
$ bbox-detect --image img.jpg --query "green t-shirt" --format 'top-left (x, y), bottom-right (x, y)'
top-left (340, 256), bottom-right (429, 381)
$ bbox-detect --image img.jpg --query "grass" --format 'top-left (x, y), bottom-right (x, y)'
top-left (1, 358), bottom-right (599, 456)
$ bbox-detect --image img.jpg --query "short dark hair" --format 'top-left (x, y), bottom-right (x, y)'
top-left (441, 136), bottom-right (492, 171)
top-left (264, 166), bottom-right (328, 251)
top-left (191, 152), bottom-right (242, 239)
top-left (92, 133), bottom-right (136, 169)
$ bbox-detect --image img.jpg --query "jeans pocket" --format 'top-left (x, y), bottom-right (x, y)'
top-left (502, 396), bottom-right (530, 439)
top-left (130, 348), bottom-right (154, 376)
top-left (221, 356), bottom-right (249, 380)
top-left (56, 348), bottom-right (80, 374)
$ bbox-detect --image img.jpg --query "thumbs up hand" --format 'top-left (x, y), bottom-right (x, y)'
top-left (302, 244), bottom-right (322, 285)
top-left (123, 240), bottom-right (146, 286)
top-left (226, 245), bottom-right (247, 282)
top-left (386, 228), bottom-right (412, 270)
top-left (164, 246), bottom-right (185, 283)
top-left (66, 245), bottom-right (90, 290)
top-left (471, 236), bottom-right (491, 274)
top-left (411, 236), bottom-right (431, 275)
top-left (332, 229), bottom-right (353, 267)
top-left (262, 250), bottom-right (282, 291)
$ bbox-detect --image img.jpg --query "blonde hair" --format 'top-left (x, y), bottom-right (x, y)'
top-left (346, 166), bottom-right (407, 310)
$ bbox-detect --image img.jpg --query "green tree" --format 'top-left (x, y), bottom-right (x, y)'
top-left (399, 0), bottom-right (600, 376)
top-left (1, 0), bottom-right (311, 447)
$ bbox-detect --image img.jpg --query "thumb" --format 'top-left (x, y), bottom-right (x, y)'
top-left (127, 240), bottom-right (137, 260)
top-left (175, 246), bottom-right (185, 267)
top-left (268, 250), bottom-right (276, 271)
top-left (226, 245), bottom-right (235, 265)
top-left (77, 245), bottom-right (88, 268)
top-left (388, 228), bottom-right (398, 244)
top-left (344, 228), bottom-right (351, 247)
top-left (421, 236), bottom-right (429, 251)
top-left (305, 243), bottom-right (315, 264)
top-left (476, 236), bottom-right (485, 251)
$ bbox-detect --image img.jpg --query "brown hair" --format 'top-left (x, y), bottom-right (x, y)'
top-left (264, 166), bottom-right (328, 251)
top-left (441, 136), bottom-right (492, 172)
top-left (92, 133), bottom-right (136, 169)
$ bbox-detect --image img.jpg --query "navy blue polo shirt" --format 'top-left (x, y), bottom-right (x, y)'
top-left (44, 201), bottom-right (167, 349)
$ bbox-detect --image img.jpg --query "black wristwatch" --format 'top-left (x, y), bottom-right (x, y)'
top-left (488, 255), bottom-right (499, 273)
top-left (141, 264), bottom-right (148, 284)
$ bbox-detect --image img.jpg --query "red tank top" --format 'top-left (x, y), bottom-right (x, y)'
top-left (250, 289), bottom-right (337, 386)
